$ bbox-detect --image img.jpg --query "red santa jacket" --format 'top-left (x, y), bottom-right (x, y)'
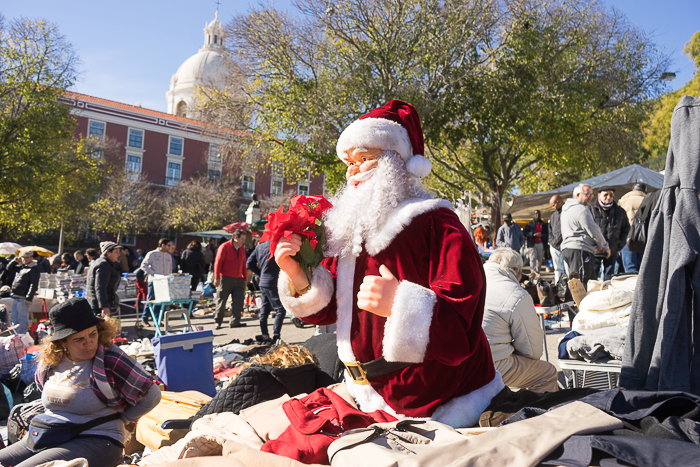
top-left (279, 199), bottom-right (503, 427)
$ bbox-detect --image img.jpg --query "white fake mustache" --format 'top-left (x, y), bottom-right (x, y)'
top-left (348, 168), bottom-right (377, 184)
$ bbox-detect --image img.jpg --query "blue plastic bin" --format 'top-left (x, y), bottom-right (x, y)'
top-left (152, 330), bottom-right (216, 396)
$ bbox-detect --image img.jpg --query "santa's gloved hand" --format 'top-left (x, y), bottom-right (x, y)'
top-left (357, 265), bottom-right (398, 317)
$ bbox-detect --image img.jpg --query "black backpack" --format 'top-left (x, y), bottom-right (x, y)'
top-left (627, 190), bottom-right (662, 253)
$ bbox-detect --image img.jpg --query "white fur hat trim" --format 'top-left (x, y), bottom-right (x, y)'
top-left (406, 154), bottom-right (432, 178)
top-left (337, 118), bottom-right (412, 161)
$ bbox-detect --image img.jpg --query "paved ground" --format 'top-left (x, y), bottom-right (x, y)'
top-left (118, 305), bottom-right (317, 347)
top-left (120, 264), bottom-right (570, 378)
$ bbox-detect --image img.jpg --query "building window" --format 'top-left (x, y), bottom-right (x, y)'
top-left (297, 167), bottom-right (311, 196)
top-left (128, 129), bottom-right (144, 148)
top-left (126, 155), bottom-right (141, 180)
top-left (168, 136), bottom-right (183, 156)
top-left (271, 178), bottom-right (283, 197)
top-left (209, 144), bottom-right (221, 164)
top-left (88, 120), bottom-right (105, 140)
top-left (208, 169), bottom-right (221, 184)
top-left (242, 174), bottom-right (255, 198)
top-left (121, 232), bottom-right (137, 246)
top-left (166, 162), bottom-right (181, 186)
top-left (176, 101), bottom-right (188, 117)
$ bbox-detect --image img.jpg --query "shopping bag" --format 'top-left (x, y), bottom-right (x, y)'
top-left (0, 335), bottom-right (24, 375)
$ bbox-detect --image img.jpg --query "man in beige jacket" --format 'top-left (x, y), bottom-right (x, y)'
top-left (618, 183), bottom-right (647, 272)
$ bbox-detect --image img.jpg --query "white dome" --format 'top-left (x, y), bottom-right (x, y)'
top-left (171, 49), bottom-right (228, 90)
top-left (166, 11), bottom-right (230, 117)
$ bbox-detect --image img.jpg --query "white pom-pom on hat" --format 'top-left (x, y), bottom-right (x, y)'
top-left (406, 154), bottom-right (432, 178)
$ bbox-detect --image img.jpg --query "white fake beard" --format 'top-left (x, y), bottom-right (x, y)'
top-left (324, 151), bottom-right (432, 258)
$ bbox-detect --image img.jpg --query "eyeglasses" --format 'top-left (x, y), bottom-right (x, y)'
top-left (600, 193), bottom-right (614, 198)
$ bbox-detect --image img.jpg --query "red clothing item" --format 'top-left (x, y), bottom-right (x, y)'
top-left (535, 222), bottom-right (542, 243)
top-left (261, 388), bottom-right (396, 464)
top-left (295, 206), bottom-right (496, 419)
top-left (214, 240), bottom-right (247, 279)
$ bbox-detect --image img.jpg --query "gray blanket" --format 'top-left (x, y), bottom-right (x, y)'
top-left (567, 326), bottom-right (627, 362)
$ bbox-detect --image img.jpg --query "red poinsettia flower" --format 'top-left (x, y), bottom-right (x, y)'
top-left (260, 195), bottom-right (333, 284)
top-left (259, 205), bottom-right (315, 258)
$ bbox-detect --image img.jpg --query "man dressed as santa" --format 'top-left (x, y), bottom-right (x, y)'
top-left (276, 100), bottom-right (504, 428)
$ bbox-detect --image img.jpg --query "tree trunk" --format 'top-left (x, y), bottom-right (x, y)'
top-left (58, 222), bottom-right (65, 256)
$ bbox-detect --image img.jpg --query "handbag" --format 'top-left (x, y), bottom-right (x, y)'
top-left (26, 412), bottom-right (121, 452)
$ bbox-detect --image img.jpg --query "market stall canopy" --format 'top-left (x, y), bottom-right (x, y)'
top-left (223, 222), bottom-right (249, 233)
top-left (16, 245), bottom-right (54, 257)
top-left (0, 242), bottom-right (23, 256)
top-left (183, 229), bottom-right (233, 239)
top-left (249, 218), bottom-right (268, 233)
top-left (507, 164), bottom-right (664, 221)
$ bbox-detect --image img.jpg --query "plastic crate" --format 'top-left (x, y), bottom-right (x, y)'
top-left (152, 274), bottom-right (192, 302)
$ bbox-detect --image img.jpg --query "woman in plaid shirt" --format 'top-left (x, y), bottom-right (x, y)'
top-left (0, 298), bottom-right (161, 467)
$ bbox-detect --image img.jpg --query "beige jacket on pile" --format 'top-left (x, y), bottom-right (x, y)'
top-left (618, 189), bottom-right (646, 224)
top-left (481, 262), bottom-right (543, 371)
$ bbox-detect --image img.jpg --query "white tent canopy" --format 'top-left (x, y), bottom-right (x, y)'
top-left (507, 164), bottom-right (664, 220)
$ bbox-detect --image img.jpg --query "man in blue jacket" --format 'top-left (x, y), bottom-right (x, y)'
top-left (247, 240), bottom-right (287, 344)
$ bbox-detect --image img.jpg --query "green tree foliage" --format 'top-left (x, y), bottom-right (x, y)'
top-left (216, 0), bottom-right (668, 222)
top-left (91, 175), bottom-right (165, 244)
top-left (644, 32), bottom-right (700, 159)
top-left (0, 16), bottom-right (105, 239)
top-left (162, 176), bottom-right (242, 232)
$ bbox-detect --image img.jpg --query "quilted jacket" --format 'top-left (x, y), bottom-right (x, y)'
top-left (193, 363), bottom-right (335, 421)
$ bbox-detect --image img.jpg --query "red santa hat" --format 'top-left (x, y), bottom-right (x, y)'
top-left (336, 100), bottom-right (433, 178)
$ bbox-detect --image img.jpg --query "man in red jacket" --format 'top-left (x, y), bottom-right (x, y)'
top-left (275, 100), bottom-right (502, 428)
top-left (213, 229), bottom-right (248, 329)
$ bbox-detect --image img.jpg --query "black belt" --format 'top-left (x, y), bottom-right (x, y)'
top-left (344, 358), bottom-right (412, 385)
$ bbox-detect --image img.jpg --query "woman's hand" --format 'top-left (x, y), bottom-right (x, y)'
top-left (274, 234), bottom-right (309, 290)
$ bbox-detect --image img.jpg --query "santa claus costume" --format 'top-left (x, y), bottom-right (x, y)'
top-left (278, 100), bottom-right (504, 428)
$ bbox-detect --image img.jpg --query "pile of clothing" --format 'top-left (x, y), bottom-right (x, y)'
top-left (559, 274), bottom-right (637, 363)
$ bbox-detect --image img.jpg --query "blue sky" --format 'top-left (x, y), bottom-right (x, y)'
top-left (2, 0), bottom-right (698, 113)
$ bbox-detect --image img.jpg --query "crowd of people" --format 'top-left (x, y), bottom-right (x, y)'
top-left (473, 182), bottom-right (653, 391)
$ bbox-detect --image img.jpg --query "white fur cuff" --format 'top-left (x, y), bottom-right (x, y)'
top-left (382, 280), bottom-right (436, 363)
top-left (277, 266), bottom-right (334, 318)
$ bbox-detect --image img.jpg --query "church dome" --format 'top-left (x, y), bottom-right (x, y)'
top-left (166, 11), bottom-right (230, 118)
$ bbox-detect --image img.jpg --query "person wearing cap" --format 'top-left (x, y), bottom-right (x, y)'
top-left (561, 184), bottom-right (610, 289)
top-left (275, 100), bottom-right (501, 428)
top-left (618, 183), bottom-right (647, 273)
top-left (0, 297), bottom-right (161, 467)
top-left (496, 213), bottom-right (525, 252)
top-left (86, 242), bottom-right (123, 317)
top-left (588, 186), bottom-right (630, 280)
top-left (9, 250), bottom-right (40, 334)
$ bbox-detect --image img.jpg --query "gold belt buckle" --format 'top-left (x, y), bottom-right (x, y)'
top-left (344, 361), bottom-right (370, 385)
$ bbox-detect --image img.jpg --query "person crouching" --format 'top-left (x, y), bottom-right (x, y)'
top-left (482, 248), bottom-right (558, 393)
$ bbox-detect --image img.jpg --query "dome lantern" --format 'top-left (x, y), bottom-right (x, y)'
top-left (202, 10), bottom-right (226, 52)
